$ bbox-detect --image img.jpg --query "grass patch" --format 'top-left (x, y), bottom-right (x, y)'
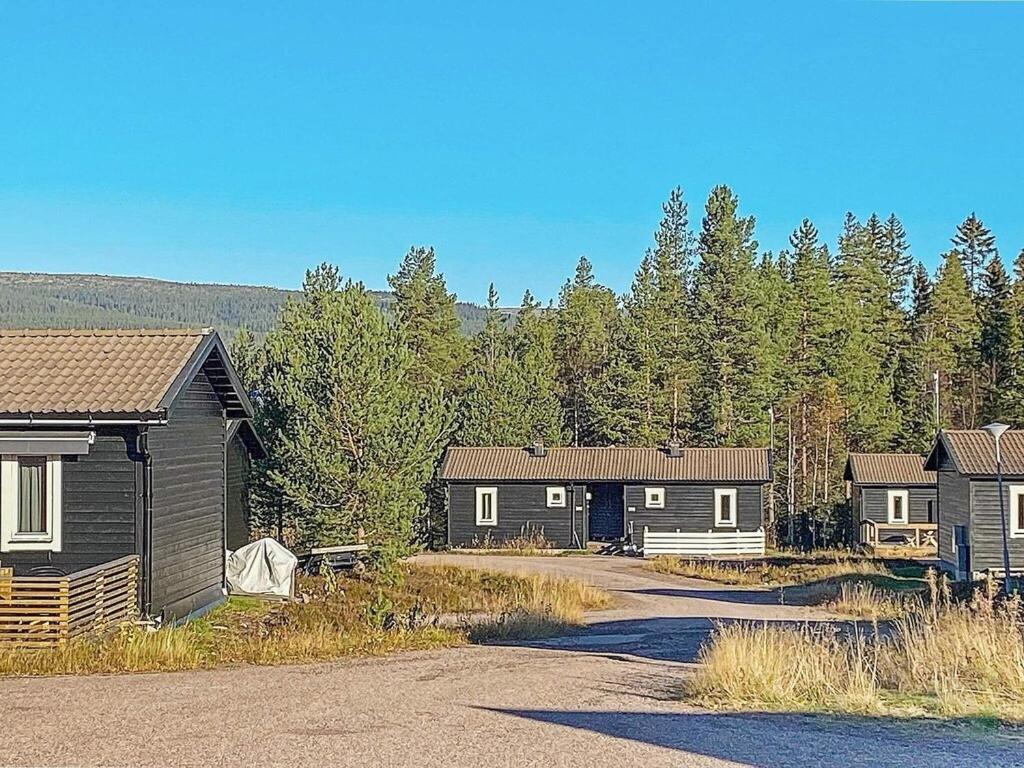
top-left (688, 575), bottom-right (1024, 723)
top-left (0, 564), bottom-right (610, 677)
top-left (647, 552), bottom-right (890, 587)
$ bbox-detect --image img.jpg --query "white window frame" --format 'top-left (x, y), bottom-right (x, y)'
top-left (887, 489), bottom-right (909, 525)
top-left (475, 486), bottom-right (498, 526)
top-left (645, 487), bottom-right (665, 509)
top-left (1, 454), bottom-right (63, 552)
top-left (546, 486), bottom-right (566, 508)
top-left (1009, 484), bottom-right (1024, 538)
top-left (714, 488), bottom-right (738, 528)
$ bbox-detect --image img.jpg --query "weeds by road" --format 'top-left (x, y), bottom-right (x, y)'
top-left (0, 564), bottom-right (610, 677)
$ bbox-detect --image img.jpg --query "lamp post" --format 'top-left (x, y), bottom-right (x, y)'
top-left (981, 422), bottom-right (1013, 594)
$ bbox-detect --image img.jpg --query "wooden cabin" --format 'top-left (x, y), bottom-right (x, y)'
top-left (844, 453), bottom-right (937, 552)
top-left (440, 443), bottom-right (772, 557)
top-left (925, 429), bottom-right (1024, 580)
top-left (0, 328), bottom-right (256, 622)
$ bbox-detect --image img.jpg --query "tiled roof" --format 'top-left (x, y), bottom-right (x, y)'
top-left (440, 446), bottom-right (772, 483)
top-left (937, 430), bottom-right (1024, 475)
top-left (845, 453), bottom-right (935, 485)
top-left (0, 329), bottom-right (209, 417)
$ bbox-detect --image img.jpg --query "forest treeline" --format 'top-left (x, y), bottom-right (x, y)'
top-left (231, 185), bottom-right (1022, 555)
top-left (0, 272), bottom-right (497, 336)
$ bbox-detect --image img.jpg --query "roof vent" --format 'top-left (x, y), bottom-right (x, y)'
top-left (665, 440), bottom-right (684, 458)
top-left (527, 440), bottom-right (547, 458)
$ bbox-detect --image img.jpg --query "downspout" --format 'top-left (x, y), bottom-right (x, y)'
top-left (138, 427), bottom-right (154, 618)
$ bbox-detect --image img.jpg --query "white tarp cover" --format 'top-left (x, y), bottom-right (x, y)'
top-left (226, 538), bottom-right (297, 598)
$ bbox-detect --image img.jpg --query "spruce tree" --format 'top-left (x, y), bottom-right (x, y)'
top-left (978, 255), bottom-right (1022, 423)
top-left (691, 185), bottom-right (771, 446)
top-left (894, 263), bottom-right (938, 451)
top-left (511, 291), bottom-right (565, 444)
top-left (951, 213), bottom-right (998, 295)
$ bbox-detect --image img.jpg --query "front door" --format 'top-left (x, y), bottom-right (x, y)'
top-left (588, 483), bottom-right (624, 541)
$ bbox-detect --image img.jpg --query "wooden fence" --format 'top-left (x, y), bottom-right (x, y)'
top-left (642, 527), bottom-right (766, 558)
top-left (860, 520), bottom-right (937, 552)
top-left (0, 555), bottom-right (139, 648)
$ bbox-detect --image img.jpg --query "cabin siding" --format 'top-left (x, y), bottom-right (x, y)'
top-left (858, 486), bottom-right (936, 524)
top-left (0, 428), bottom-right (139, 576)
top-left (148, 370), bottom-right (226, 619)
top-left (225, 436), bottom-right (251, 551)
top-left (968, 478), bottom-right (1024, 572)
top-left (448, 482), bottom-right (586, 548)
top-left (623, 483), bottom-right (764, 540)
top-left (937, 469), bottom-right (971, 572)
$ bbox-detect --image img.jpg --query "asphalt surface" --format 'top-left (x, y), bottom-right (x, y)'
top-left (2, 554), bottom-right (1022, 768)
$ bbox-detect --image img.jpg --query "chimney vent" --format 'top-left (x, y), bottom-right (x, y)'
top-left (527, 440), bottom-right (547, 457)
top-left (666, 441), bottom-right (684, 458)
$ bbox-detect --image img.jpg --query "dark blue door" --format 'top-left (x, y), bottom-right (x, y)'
top-left (588, 483), bottom-right (624, 541)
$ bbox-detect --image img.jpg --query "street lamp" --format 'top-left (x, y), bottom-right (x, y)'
top-left (981, 422), bottom-right (1013, 593)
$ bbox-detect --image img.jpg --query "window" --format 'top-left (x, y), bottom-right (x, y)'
top-left (546, 486), bottom-right (566, 508)
top-left (645, 487), bottom-right (665, 509)
top-left (714, 488), bottom-right (738, 527)
top-left (887, 489), bottom-right (909, 525)
top-left (1, 455), bottom-right (62, 552)
top-left (475, 486), bottom-right (498, 526)
top-left (1010, 484), bottom-right (1024, 538)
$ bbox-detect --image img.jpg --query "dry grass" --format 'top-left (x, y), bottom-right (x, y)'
top-left (0, 564), bottom-right (610, 677)
top-left (468, 525), bottom-right (556, 554)
top-left (647, 552), bottom-right (888, 587)
top-left (688, 573), bottom-right (1024, 723)
top-left (826, 581), bottom-right (912, 620)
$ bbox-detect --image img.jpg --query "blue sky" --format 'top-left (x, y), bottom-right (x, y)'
top-left (1, 2), bottom-right (1022, 304)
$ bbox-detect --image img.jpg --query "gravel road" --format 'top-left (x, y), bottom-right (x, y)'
top-left (1, 554), bottom-right (1021, 768)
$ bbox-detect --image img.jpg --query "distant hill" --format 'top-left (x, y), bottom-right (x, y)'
top-left (0, 272), bottom-right (502, 338)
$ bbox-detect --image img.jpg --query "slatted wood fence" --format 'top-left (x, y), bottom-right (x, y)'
top-left (642, 527), bottom-right (767, 558)
top-left (0, 555), bottom-right (139, 648)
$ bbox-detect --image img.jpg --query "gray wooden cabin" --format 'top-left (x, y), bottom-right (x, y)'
top-left (925, 429), bottom-right (1024, 580)
top-left (440, 443), bottom-right (772, 549)
top-left (226, 419), bottom-right (267, 551)
top-left (0, 329), bottom-right (256, 622)
top-left (844, 453), bottom-right (937, 550)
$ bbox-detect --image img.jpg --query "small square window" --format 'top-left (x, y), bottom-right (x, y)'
top-left (546, 486), bottom-right (566, 508)
top-left (1, 454), bottom-right (63, 552)
top-left (645, 487), bottom-right (665, 509)
top-left (714, 488), bottom-right (737, 527)
top-left (475, 487), bottom-right (498, 526)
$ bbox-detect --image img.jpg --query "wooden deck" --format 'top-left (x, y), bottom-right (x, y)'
top-left (860, 520), bottom-right (937, 556)
top-left (0, 555), bottom-right (139, 648)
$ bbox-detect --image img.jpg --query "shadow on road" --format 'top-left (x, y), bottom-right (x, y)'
top-left (481, 707), bottom-right (1019, 768)
top-left (629, 586), bottom-right (785, 605)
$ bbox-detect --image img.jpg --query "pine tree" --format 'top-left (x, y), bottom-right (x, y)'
top-left (228, 326), bottom-right (264, 395)
top-left (951, 213), bottom-right (998, 295)
top-left (555, 257), bottom-right (619, 445)
top-left (511, 291), bottom-right (565, 444)
top-left (691, 185), bottom-right (772, 446)
top-left (921, 252), bottom-right (981, 428)
top-left (589, 188), bottom-right (693, 445)
top-left (387, 246), bottom-right (465, 388)
top-left (252, 264), bottom-right (451, 564)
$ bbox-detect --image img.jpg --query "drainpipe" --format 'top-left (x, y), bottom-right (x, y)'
top-left (138, 427), bottom-right (154, 618)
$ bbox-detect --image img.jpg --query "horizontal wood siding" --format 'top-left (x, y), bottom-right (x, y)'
top-left (969, 478), bottom-right (1024, 572)
top-left (937, 469), bottom-right (970, 571)
top-left (623, 483), bottom-right (764, 540)
top-left (148, 370), bottom-right (226, 619)
top-left (0, 428), bottom-right (138, 576)
top-left (859, 486), bottom-right (936, 524)
top-left (448, 482), bottom-right (585, 548)
top-left (225, 437), bottom-right (251, 551)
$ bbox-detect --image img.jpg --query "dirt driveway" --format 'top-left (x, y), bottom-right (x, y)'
top-left (1, 554), bottom-right (1021, 768)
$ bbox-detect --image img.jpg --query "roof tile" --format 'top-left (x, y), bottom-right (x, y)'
top-left (0, 329), bottom-right (207, 417)
top-left (941, 430), bottom-right (1024, 475)
top-left (845, 453), bottom-right (935, 485)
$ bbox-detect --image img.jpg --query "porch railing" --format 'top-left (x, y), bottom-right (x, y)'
top-left (0, 555), bottom-right (139, 648)
top-left (642, 527), bottom-right (766, 558)
top-left (860, 520), bottom-right (937, 550)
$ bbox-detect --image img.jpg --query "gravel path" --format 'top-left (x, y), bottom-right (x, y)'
top-left (1, 554), bottom-right (1021, 767)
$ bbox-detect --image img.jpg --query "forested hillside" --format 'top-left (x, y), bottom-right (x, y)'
top-left (0, 272), bottom-right (496, 336)
top-left (230, 189), bottom-right (1024, 550)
